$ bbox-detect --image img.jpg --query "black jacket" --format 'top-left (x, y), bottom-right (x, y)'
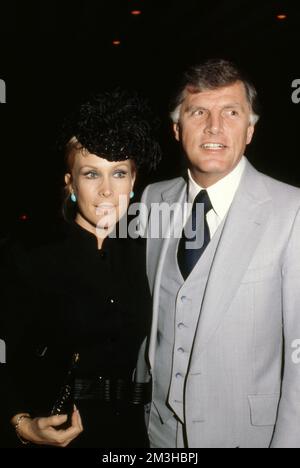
top-left (0, 221), bottom-right (151, 446)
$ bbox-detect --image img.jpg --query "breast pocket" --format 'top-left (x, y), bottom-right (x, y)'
top-left (248, 394), bottom-right (280, 426)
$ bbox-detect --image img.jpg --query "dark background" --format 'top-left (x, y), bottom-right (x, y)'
top-left (1, 0), bottom-right (300, 236)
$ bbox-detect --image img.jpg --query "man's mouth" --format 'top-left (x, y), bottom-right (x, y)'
top-left (200, 143), bottom-right (227, 150)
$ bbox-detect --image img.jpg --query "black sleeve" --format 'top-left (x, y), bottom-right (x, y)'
top-left (0, 238), bottom-right (26, 445)
top-left (0, 238), bottom-right (45, 446)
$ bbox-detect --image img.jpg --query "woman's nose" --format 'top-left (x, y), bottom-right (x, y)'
top-left (98, 180), bottom-right (113, 197)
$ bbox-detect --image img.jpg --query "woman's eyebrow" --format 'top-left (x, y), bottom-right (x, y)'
top-left (80, 165), bottom-right (99, 170)
top-left (79, 163), bottom-right (129, 171)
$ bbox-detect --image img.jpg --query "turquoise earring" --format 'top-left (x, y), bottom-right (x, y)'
top-left (71, 193), bottom-right (77, 203)
top-left (130, 191), bottom-right (135, 200)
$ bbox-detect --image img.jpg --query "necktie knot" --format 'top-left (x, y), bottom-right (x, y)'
top-left (194, 190), bottom-right (213, 215)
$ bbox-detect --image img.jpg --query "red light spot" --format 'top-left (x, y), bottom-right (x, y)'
top-left (20, 214), bottom-right (29, 221)
top-left (277, 14), bottom-right (287, 20)
top-left (131, 10), bottom-right (142, 16)
top-left (112, 40), bottom-right (121, 46)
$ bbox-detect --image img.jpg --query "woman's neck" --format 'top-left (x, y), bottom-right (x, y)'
top-left (74, 214), bottom-right (108, 250)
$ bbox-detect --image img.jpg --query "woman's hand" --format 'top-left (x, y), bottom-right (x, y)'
top-left (12, 406), bottom-right (83, 447)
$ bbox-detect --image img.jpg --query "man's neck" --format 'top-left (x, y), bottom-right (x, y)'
top-left (188, 159), bottom-right (244, 189)
top-left (188, 171), bottom-right (230, 189)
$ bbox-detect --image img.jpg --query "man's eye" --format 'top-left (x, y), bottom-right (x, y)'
top-left (228, 110), bottom-right (239, 117)
top-left (192, 109), bottom-right (205, 117)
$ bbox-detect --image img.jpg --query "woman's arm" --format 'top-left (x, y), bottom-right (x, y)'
top-left (1, 239), bottom-right (83, 448)
top-left (11, 407), bottom-right (83, 447)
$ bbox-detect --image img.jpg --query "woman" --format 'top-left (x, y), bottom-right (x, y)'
top-left (3, 90), bottom-right (160, 447)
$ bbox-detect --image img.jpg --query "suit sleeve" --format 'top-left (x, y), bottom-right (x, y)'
top-left (138, 184), bottom-right (151, 239)
top-left (271, 207), bottom-right (300, 448)
top-left (135, 184), bottom-right (152, 383)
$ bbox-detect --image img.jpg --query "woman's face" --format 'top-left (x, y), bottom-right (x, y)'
top-left (65, 150), bottom-right (136, 240)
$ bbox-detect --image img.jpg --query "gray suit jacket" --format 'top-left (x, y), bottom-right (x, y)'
top-left (139, 159), bottom-right (300, 448)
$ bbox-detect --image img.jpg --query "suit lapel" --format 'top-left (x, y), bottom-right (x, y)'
top-left (190, 162), bottom-right (273, 361)
top-left (148, 178), bottom-right (186, 367)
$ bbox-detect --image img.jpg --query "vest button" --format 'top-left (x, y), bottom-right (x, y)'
top-left (177, 323), bottom-right (186, 330)
top-left (175, 373), bottom-right (183, 379)
top-left (178, 348), bottom-right (185, 354)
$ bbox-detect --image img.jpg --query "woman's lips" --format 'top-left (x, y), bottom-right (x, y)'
top-left (95, 204), bottom-right (116, 215)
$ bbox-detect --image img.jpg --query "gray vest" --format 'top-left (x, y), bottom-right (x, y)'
top-left (153, 216), bottom-right (225, 424)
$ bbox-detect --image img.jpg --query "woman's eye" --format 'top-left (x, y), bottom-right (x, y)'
top-left (85, 171), bottom-right (99, 179)
top-left (114, 171), bottom-right (127, 178)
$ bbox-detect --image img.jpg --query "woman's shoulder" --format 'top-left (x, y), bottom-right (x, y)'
top-left (2, 218), bottom-right (68, 248)
top-left (0, 219), bottom-right (70, 274)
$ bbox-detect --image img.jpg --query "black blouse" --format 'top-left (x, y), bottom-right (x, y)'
top-left (1, 221), bottom-right (151, 419)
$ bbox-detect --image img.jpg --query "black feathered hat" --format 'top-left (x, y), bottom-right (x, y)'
top-left (62, 89), bottom-right (161, 171)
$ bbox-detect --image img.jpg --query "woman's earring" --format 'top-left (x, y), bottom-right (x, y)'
top-left (130, 191), bottom-right (135, 200)
top-left (71, 193), bottom-right (77, 203)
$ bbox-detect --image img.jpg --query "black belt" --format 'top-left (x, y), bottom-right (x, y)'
top-left (74, 377), bottom-right (151, 405)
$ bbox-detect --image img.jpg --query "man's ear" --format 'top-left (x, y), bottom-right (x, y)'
top-left (173, 122), bottom-right (181, 142)
top-left (246, 124), bottom-right (255, 145)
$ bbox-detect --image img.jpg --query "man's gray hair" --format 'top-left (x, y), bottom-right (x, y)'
top-left (170, 59), bottom-right (260, 126)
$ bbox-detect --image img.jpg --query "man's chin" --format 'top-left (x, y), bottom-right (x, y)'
top-left (196, 161), bottom-right (228, 175)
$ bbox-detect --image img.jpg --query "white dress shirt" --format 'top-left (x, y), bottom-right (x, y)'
top-left (187, 156), bottom-right (246, 238)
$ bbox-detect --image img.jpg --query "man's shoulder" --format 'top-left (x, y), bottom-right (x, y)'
top-left (143, 177), bottom-right (185, 202)
top-left (258, 171), bottom-right (300, 206)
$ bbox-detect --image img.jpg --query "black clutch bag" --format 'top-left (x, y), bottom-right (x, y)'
top-left (50, 353), bottom-right (79, 428)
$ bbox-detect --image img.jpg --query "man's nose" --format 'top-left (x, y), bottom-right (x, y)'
top-left (204, 112), bottom-right (223, 135)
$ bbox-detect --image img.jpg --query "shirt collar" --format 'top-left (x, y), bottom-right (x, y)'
top-left (187, 156), bottom-right (246, 220)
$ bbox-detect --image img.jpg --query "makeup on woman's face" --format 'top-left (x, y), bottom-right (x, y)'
top-left (65, 151), bottom-right (136, 239)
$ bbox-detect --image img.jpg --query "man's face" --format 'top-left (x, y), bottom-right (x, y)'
top-left (173, 81), bottom-right (255, 185)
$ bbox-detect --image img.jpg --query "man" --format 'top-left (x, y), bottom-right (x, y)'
top-left (139, 59), bottom-right (300, 448)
